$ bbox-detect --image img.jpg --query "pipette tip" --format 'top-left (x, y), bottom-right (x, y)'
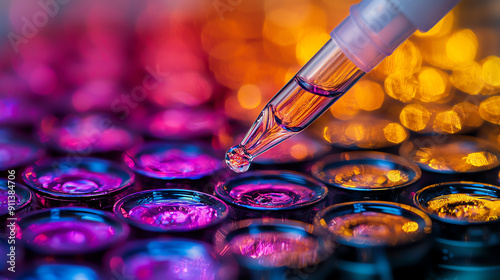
top-left (225, 145), bottom-right (252, 173)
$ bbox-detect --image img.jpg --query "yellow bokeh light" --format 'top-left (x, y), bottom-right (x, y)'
top-left (479, 96), bottom-right (500, 125)
top-left (400, 104), bottom-right (431, 131)
top-left (320, 116), bottom-right (408, 149)
top-left (407, 138), bottom-right (500, 173)
top-left (330, 90), bottom-right (359, 120)
top-left (384, 74), bottom-right (418, 103)
top-left (446, 29), bottom-right (478, 65)
top-left (373, 40), bottom-right (422, 76)
top-left (450, 61), bottom-right (484, 95)
top-left (290, 144), bottom-right (308, 160)
top-left (352, 80), bottom-right (385, 111)
top-left (345, 122), bottom-right (366, 141)
top-left (465, 152), bottom-right (498, 167)
top-left (433, 110), bottom-right (462, 134)
top-left (482, 56), bottom-right (500, 87)
top-left (296, 30), bottom-right (330, 65)
top-left (420, 29), bottom-right (477, 70)
top-left (415, 11), bottom-right (454, 38)
top-left (383, 123), bottom-right (407, 144)
top-left (419, 36), bottom-right (453, 69)
top-left (237, 84), bottom-right (262, 109)
top-left (416, 67), bottom-right (450, 103)
top-left (452, 102), bottom-right (483, 128)
top-left (386, 170), bottom-right (403, 182)
top-left (402, 221), bottom-right (419, 233)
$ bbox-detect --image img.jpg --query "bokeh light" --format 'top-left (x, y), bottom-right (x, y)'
top-left (446, 29), bottom-right (478, 65)
top-left (479, 96), bottom-right (500, 124)
top-left (352, 80), bottom-right (385, 111)
top-left (383, 123), bottom-right (408, 144)
top-left (384, 74), bottom-right (418, 103)
top-left (481, 56), bottom-right (500, 90)
top-left (450, 61), bottom-right (484, 95)
top-left (373, 40), bottom-right (422, 77)
top-left (401, 136), bottom-right (500, 173)
top-left (452, 102), bottom-right (484, 128)
top-left (415, 67), bottom-right (450, 103)
top-left (238, 84), bottom-right (262, 110)
top-left (329, 89), bottom-right (359, 120)
top-left (433, 110), bottom-right (462, 134)
top-left (320, 115), bottom-right (408, 149)
top-left (296, 30), bottom-right (330, 66)
top-left (400, 104), bottom-right (431, 132)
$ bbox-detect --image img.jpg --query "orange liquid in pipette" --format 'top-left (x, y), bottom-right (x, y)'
top-left (226, 50), bottom-right (364, 173)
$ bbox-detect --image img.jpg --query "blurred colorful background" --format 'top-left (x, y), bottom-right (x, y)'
top-left (0, 0), bottom-right (499, 170)
top-left (0, 0), bottom-right (498, 156)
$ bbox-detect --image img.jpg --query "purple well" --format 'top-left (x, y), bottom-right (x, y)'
top-left (105, 238), bottom-right (217, 280)
top-left (114, 189), bottom-right (228, 232)
top-left (23, 158), bottom-right (134, 208)
top-left (124, 143), bottom-right (222, 180)
top-left (18, 207), bottom-right (129, 255)
top-left (215, 218), bottom-right (329, 269)
top-left (216, 171), bottom-right (328, 210)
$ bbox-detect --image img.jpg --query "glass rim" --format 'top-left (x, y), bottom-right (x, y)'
top-left (311, 151), bottom-right (422, 192)
top-left (124, 142), bottom-right (223, 179)
top-left (113, 188), bottom-right (229, 232)
top-left (313, 200), bottom-right (433, 248)
top-left (103, 237), bottom-right (216, 276)
top-left (22, 157), bottom-right (135, 199)
top-left (215, 170), bottom-right (328, 211)
top-left (414, 181), bottom-right (500, 226)
top-left (18, 263), bottom-right (103, 280)
top-left (18, 206), bottom-right (130, 255)
top-left (214, 218), bottom-right (330, 268)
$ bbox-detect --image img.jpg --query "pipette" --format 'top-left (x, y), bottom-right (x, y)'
top-left (226, 0), bottom-right (460, 173)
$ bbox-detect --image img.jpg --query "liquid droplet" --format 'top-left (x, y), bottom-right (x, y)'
top-left (225, 145), bottom-right (252, 173)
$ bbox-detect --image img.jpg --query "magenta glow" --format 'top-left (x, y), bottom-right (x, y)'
top-left (125, 143), bottom-right (222, 179)
top-left (128, 200), bottom-right (218, 230)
